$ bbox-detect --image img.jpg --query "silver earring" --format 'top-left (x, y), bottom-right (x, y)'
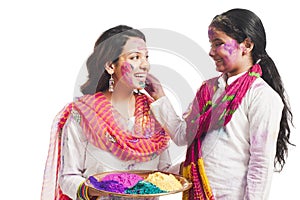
top-left (109, 74), bottom-right (114, 92)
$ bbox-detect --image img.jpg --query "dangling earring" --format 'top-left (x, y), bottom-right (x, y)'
top-left (109, 74), bottom-right (114, 92)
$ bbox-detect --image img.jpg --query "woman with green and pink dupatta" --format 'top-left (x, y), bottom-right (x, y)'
top-left (147, 8), bottom-right (294, 200)
top-left (41, 25), bottom-right (172, 200)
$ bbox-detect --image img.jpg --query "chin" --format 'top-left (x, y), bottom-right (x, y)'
top-left (129, 84), bottom-right (143, 92)
top-left (133, 81), bottom-right (145, 90)
top-left (216, 66), bottom-right (225, 73)
top-left (135, 86), bottom-right (145, 91)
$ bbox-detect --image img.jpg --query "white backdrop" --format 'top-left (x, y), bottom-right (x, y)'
top-left (0, 0), bottom-right (299, 199)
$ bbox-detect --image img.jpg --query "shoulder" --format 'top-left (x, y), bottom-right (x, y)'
top-left (76, 92), bottom-right (105, 102)
top-left (58, 102), bottom-right (87, 139)
top-left (203, 76), bottom-right (219, 87)
top-left (247, 77), bottom-right (283, 107)
top-left (251, 78), bottom-right (280, 97)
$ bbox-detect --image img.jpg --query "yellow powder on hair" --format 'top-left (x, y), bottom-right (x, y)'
top-left (145, 172), bottom-right (182, 192)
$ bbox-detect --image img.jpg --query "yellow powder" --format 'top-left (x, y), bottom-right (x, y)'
top-left (145, 172), bottom-right (182, 192)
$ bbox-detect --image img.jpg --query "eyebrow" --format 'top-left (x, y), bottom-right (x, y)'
top-left (122, 51), bottom-right (149, 57)
top-left (210, 38), bottom-right (223, 43)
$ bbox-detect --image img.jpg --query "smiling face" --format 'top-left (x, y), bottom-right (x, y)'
top-left (113, 37), bottom-right (149, 90)
top-left (208, 26), bottom-right (246, 76)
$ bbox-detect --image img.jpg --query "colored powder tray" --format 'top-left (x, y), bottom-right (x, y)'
top-left (84, 170), bottom-right (192, 199)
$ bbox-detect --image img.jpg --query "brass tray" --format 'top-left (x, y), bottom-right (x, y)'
top-left (84, 170), bottom-right (192, 199)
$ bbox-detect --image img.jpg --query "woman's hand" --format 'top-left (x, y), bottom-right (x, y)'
top-left (88, 187), bottom-right (100, 200)
top-left (145, 73), bottom-right (165, 100)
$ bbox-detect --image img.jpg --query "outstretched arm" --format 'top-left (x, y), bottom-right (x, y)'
top-left (146, 74), bottom-right (188, 146)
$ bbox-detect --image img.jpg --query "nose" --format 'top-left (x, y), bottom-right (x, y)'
top-left (140, 57), bottom-right (150, 71)
top-left (209, 47), bottom-right (215, 58)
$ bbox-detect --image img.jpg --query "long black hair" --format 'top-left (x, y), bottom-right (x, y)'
top-left (80, 25), bottom-right (146, 94)
top-left (210, 8), bottom-right (294, 172)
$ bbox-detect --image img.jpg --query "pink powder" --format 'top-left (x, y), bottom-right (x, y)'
top-left (120, 62), bottom-right (134, 87)
top-left (101, 173), bottom-right (143, 188)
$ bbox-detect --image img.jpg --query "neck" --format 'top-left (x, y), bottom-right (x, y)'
top-left (227, 61), bottom-right (253, 78)
top-left (114, 89), bottom-right (134, 101)
top-left (103, 85), bottom-right (134, 101)
top-left (103, 88), bottom-right (136, 119)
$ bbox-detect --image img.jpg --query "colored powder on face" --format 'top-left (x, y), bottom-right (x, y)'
top-left (101, 173), bottom-right (143, 188)
top-left (139, 81), bottom-right (145, 88)
top-left (88, 176), bottom-right (127, 193)
top-left (144, 172), bottom-right (182, 192)
top-left (208, 28), bottom-right (215, 40)
top-left (132, 39), bottom-right (147, 51)
top-left (121, 62), bottom-right (134, 86)
top-left (125, 180), bottom-right (167, 194)
top-left (223, 40), bottom-right (239, 55)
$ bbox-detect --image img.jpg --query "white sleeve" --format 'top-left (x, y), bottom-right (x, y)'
top-left (150, 96), bottom-right (188, 146)
top-left (59, 115), bottom-right (87, 199)
top-left (158, 147), bottom-right (172, 171)
top-left (245, 85), bottom-right (283, 199)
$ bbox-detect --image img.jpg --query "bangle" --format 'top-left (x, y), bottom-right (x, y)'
top-left (77, 181), bottom-right (90, 200)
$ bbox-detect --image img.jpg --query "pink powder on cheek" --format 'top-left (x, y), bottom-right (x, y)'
top-left (220, 40), bottom-right (240, 67)
top-left (223, 40), bottom-right (239, 55)
top-left (121, 62), bottom-right (133, 74)
top-left (120, 62), bottom-right (134, 85)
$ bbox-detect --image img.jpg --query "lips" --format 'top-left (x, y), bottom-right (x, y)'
top-left (213, 58), bottom-right (223, 66)
top-left (134, 73), bottom-right (147, 81)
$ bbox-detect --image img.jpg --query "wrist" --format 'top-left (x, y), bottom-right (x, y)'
top-left (77, 181), bottom-right (91, 200)
top-left (153, 92), bottom-right (166, 100)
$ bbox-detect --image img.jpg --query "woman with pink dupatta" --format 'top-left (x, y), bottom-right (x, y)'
top-left (147, 8), bottom-right (294, 200)
top-left (41, 25), bottom-right (172, 200)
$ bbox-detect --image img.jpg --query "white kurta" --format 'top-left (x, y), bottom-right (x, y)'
top-left (59, 114), bottom-right (172, 199)
top-left (150, 73), bottom-right (283, 200)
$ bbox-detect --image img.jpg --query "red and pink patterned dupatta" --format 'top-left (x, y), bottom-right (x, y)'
top-left (41, 92), bottom-right (170, 200)
top-left (182, 64), bottom-right (262, 200)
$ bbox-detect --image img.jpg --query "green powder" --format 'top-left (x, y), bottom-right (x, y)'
top-left (125, 181), bottom-right (167, 194)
